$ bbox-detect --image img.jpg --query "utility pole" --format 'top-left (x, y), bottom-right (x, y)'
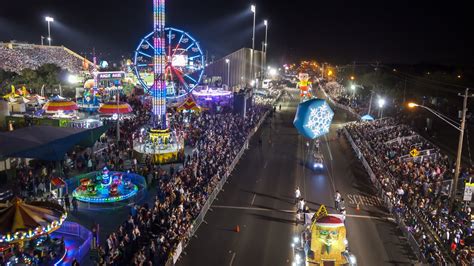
top-left (116, 91), bottom-right (121, 143)
top-left (261, 41), bottom-right (265, 80)
top-left (352, 61), bottom-right (356, 78)
top-left (403, 78), bottom-right (407, 103)
top-left (452, 88), bottom-right (471, 207)
top-left (368, 91), bottom-right (373, 115)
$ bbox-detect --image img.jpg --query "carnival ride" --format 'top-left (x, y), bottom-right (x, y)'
top-left (134, 27), bottom-right (205, 101)
top-left (0, 198), bottom-right (68, 265)
top-left (72, 167), bottom-right (140, 204)
top-left (132, 0), bottom-right (189, 164)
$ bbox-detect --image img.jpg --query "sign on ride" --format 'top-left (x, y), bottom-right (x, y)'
top-left (463, 182), bottom-right (474, 201)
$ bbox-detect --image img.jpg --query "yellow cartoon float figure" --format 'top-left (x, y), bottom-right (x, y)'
top-left (309, 214), bottom-right (348, 265)
top-left (297, 73), bottom-right (312, 99)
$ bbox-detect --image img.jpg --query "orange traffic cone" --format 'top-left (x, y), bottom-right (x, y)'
top-left (234, 225), bottom-right (240, 233)
top-left (356, 203), bottom-right (360, 211)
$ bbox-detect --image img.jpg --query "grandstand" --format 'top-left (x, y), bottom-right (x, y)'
top-left (0, 42), bottom-right (92, 74)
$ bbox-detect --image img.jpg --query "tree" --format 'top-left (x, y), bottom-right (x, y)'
top-left (0, 70), bottom-right (17, 94)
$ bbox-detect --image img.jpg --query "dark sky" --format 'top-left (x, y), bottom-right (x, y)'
top-left (0, 0), bottom-right (472, 65)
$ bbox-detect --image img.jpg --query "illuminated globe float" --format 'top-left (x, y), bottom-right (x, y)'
top-left (72, 167), bottom-right (145, 204)
top-left (293, 98), bottom-right (334, 139)
top-left (0, 198), bottom-right (68, 265)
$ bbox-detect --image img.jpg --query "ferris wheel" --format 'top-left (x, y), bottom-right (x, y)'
top-left (133, 27), bottom-right (205, 100)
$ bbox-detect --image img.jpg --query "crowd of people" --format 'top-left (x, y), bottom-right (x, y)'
top-left (0, 43), bottom-right (86, 73)
top-left (346, 118), bottom-right (473, 264)
top-left (100, 107), bottom-right (267, 265)
top-left (322, 81), bottom-right (370, 116)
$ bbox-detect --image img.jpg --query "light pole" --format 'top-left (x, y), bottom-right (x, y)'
top-left (264, 19), bottom-right (268, 78)
top-left (251, 4), bottom-right (256, 86)
top-left (377, 97), bottom-right (386, 118)
top-left (350, 84), bottom-right (356, 98)
top-left (41, 36), bottom-right (45, 46)
top-left (225, 59), bottom-right (230, 88)
top-left (45, 16), bottom-right (54, 46)
top-left (408, 88), bottom-right (471, 207)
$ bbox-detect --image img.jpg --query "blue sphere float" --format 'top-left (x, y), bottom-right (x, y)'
top-left (294, 98), bottom-right (334, 139)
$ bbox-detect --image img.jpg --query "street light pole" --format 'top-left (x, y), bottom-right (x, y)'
top-left (225, 59), bottom-right (230, 88)
top-left (117, 92), bottom-right (121, 143)
top-left (47, 22), bottom-right (51, 46)
top-left (368, 91), bottom-right (373, 115)
top-left (453, 88), bottom-right (469, 207)
top-left (45, 16), bottom-right (54, 46)
top-left (251, 5), bottom-right (256, 86)
top-left (408, 89), bottom-right (472, 208)
top-left (261, 42), bottom-right (265, 81)
top-left (264, 20), bottom-right (268, 78)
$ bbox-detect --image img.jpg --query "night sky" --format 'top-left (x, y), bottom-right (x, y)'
top-left (0, 0), bottom-right (471, 65)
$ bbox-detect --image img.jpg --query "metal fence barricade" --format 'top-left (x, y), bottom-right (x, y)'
top-left (166, 107), bottom-right (274, 265)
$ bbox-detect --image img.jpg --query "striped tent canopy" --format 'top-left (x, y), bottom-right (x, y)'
top-left (0, 198), bottom-right (67, 243)
top-left (98, 102), bottom-right (133, 114)
top-left (177, 96), bottom-right (201, 112)
top-left (43, 99), bottom-right (78, 112)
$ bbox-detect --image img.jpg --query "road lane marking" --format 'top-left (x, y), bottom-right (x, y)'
top-left (324, 135), bottom-right (333, 161)
top-left (346, 214), bottom-right (395, 222)
top-left (251, 194), bottom-right (256, 206)
top-left (263, 160), bottom-right (268, 169)
top-left (211, 205), bottom-right (394, 221)
top-left (213, 205), bottom-right (294, 213)
top-left (346, 194), bottom-right (383, 207)
top-left (229, 252), bottom-right (236, 266)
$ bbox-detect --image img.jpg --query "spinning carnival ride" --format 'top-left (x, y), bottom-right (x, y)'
top-left (134, 27), bottom-right (205, 101)
top-left (72, 167), bottom-right (140, 203)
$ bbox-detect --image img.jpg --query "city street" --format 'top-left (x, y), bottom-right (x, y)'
top-left (178, 88), bottom-right (416, 266)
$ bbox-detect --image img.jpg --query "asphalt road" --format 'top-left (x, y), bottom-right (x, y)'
top-left (178, 88), bottom-right (417, 266)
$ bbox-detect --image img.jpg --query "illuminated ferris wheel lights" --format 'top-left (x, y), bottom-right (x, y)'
top-left (134, 27), bottom-right (204, 100)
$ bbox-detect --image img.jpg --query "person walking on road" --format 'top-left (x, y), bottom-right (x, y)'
top-left (296, 198), bottom-right (305, 223)
top-left (298, 198), bottom-right (305, 212)
top-left (334, 190), bottom-right (341, 211)
top-left (339, 198), bottom-right (346, 219)
top-left (295, 187), bottom-right (301, 203)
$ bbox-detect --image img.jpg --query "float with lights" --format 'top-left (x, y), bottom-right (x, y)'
top-left (297, 205), bottom-right (357, 265)
top-left (72, 167), bottom-right (142, 204)
top-left (0, 198), bottom-right (68, 265)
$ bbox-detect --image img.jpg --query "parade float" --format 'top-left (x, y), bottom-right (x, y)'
top-left (297, 72), bottom-right (313, 100)
top-left (0, 198), bottom-right (68, 265)
top-left (297, 205), bottom-right (357, 266)
top-left (71, 167), bottom-right (143, 204)
top-left (293, 98), bottom-right (334, 139)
